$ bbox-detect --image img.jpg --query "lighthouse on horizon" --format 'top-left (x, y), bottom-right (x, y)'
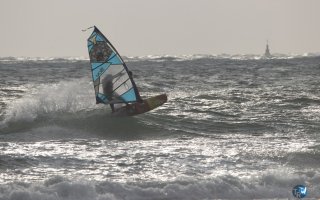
top-left (264, 40), bottom-right (271, 57)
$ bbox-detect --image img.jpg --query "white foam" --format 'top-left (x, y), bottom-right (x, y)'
top-left (1, 171), bottom-right (319, 200)
top-left (0, 57), bottom-right (89, 62)
top-left (2, 78), bottom-right (97, 124)
top-left (125, 52), bottom-right (320, 62)
top-left (1, 53), bottom-right (320, 63)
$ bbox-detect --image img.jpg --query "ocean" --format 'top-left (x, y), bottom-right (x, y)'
top-left (0, 54), bottom-right (319, 199)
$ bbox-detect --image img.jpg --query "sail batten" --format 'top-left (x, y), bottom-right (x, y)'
top-left (87, 26), bottom-right (139, 105)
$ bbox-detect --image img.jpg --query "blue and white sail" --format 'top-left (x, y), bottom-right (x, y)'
top-left (87, 26), bottom-right (140, 105)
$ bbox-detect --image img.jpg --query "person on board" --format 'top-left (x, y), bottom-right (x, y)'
top-left (101, 74), bottom-right (116, 112)
top-left (102, 71), bottom-right (143, 113)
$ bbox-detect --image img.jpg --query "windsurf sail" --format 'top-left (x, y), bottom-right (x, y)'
top-left (86, 26), bottom-right (141, 105)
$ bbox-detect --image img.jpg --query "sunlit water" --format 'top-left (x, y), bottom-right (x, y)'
top-left (0, 55), bottom-right (320, 199)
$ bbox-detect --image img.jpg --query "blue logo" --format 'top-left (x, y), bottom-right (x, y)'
top-left (292, 185), bottom-right (307, 199)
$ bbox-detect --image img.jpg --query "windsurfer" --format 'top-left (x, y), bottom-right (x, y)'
top-left (102, 71), bottom-right (142, 113)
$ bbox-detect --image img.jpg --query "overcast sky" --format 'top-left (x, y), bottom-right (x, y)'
top-left (1, 0), bottom-right (319, 57)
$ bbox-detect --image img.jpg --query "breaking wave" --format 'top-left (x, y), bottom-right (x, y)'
top-left (1, 171), bottom-right (319, 200)
top-left (1, 52), bottom-right (320, 63)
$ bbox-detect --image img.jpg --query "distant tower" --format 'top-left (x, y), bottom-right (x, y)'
top-left (264, 40), bottom-right (271, 57)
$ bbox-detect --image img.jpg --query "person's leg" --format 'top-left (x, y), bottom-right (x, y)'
top-left (110, 104), bottom-right (115, 112)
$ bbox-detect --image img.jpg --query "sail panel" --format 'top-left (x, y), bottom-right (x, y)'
top-left (120, 88), bottom-right (137, 102)
top-left (97, 93), bottom-right (107, 103)
top-left (91, 62), bottom-right (105, 70)
top-left (88, 45), bottom-right (93, 52)
top-left (87, 26), bottom-right (140, 105)
top-left (92, 63), bottom-right (111, 81)
top-left (96, 34), bottom-right (105, 42)
top-left (108, 52), bottom-right (122, 65)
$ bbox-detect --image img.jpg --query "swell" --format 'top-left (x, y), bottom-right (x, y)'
top-left (284, 97), bottom-right (320, 106)
top-left (0, 109), bottom-right (168, 141)
top-left (1, 172), bottom-right (320, 199)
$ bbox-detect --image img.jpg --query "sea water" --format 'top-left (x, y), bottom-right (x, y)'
top-left (0, 54), bottom-right (319, 199)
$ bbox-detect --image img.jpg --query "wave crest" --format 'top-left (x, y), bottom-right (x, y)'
top-left (1, 171), bottom-right (320, 200)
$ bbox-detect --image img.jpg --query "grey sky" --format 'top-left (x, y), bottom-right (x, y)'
top-left (1, 0), bottom-right (319, 57)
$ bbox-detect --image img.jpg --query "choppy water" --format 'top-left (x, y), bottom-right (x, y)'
top-left (0, 55), bottom-right (320, 199)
